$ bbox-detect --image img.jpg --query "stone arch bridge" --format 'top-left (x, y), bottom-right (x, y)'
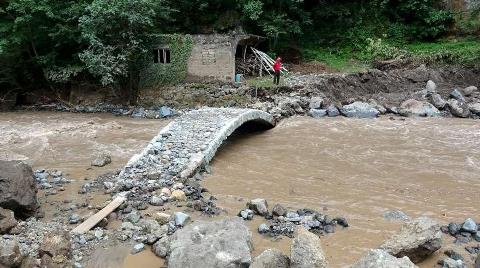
top-left (119, 108), bottom-right (274, 183)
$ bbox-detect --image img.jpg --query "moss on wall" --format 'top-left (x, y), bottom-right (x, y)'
top-left (139, 34), bottom-right (193, 88)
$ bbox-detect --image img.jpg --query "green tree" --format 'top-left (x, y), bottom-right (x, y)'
top-left (79, 0), bottom-right (172, 102)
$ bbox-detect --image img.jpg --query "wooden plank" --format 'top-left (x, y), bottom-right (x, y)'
top-left (72, 196), bottom-right (126, 234)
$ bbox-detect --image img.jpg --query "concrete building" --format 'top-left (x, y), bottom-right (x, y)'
top-left (186, 34), bottom-right (264, 82)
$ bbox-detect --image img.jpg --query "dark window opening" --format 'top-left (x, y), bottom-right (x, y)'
top-left (153, 48), bottom-right (171, 64)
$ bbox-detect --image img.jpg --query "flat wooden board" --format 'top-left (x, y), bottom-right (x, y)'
top-left (72, 196), bottom-right (126, 234)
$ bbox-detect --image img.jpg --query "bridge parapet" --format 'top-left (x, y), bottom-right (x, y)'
top-left (118, 108), bottom-right (274, 185)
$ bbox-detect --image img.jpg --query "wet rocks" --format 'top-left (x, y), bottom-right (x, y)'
top-left (248, 198), bottom-right (269, 216)
top-left (91, 152), bottom-right (111, 167)
top-left (69, 214), bottom-right (81, 224)
top-left (0, 238), bottom-right (24, 267)
top-left (0, 208), bottom-right (17, 234)
top-left (326, 105), bottom-right (340, 117)
top-left (290, 227), bottom-right (328, 268)
top-left (461, 218), bottom-right (477, 233)
top-left (272, 204), bottom-right (287, 217)
top-left (351, 249), bottom-right (417, 268)
top-left (309, 97), bottom-right (323, 109)
top-left (250, 248), bottom-right (290, 268)
top-left (430, 93), bottom-right (447, 109)
top-left (167, 217), bottom-right (252, 268)
top-left (238, 209), bottom-right (254, 220)
top-left (340, 101), bottom-right (379, 118)
top-left (0, 160), bottom-right (38, 218)
top-left (399, 99), bottom-right (441, 117)
top-left (447, 99), bottom-right (470, 118)
top-left (379, 216), bottom-right (442, 263)
top-left (309, 109), bottom-right (327, 118)
top-left (131, 243), bottom-right (145, 254)
top-left (450, 89), bottom-right (466, 102)
top-left (438, 257), bottom-right (466, 268)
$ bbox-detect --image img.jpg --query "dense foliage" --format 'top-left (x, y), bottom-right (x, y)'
top-left (0, 0), bottom-right (478, 99)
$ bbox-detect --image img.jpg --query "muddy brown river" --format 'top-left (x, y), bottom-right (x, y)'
top-left (1, 112), bottom-right (479, 267)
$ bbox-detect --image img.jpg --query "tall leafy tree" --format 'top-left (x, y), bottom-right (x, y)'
top-left (79, 0), bottom-right (172, 102)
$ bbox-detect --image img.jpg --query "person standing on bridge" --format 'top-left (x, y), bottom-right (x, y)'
top-left (273, 57), bottom-right (282, 85)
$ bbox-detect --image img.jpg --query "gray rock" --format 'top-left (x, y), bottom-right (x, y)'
top-left (474, 231), bottom-right (480, 242)
top-left (309, 109), bottom-right (327, 118)
top-left (461, 218), bottom-right (477, 233)
top-left (426, 80), bottom-right (437, 92)
top-left (369, 99), bottom-right (387, 114)
top-left (69, 214), bottom-right (81, 224)
top-left (258, 224), bottom-right (270, 234)
top-left (39, 232), bottom-right (71, 259)
top-left (340, 101), bottom-right (379, 118)
top-left (0, 208), bottom-right (17, 234)
top-left (379, 217), bottom-right (442, 263)
top-left (174, 212), bottom-right (190, 227)
top-left (384, 210), bottom-right (411, 222)
top-left (468, 103), bottom-right (480, 115)
top-left (290, 227), bottom-right (328, 268)
top-left (450, 89), bottom-right (466, 102)
top-left (440, 257), bottom-right (466, 268)
top-left (444, 249), bottom-right (463, 261)
top-left (326, 105), bottom-right (340, 117)
top-left (351, 249), bottom-right (417, 268)
top-left (248, 199), bottom-right (269, 216)
top-left (239, 209), bottom-right (254, 220)
top-left (132, 243), bottom-right (145, 254)
top-left (448, 99), bottom-right (470, 118)
top-left (448, 223), bottom-right (461, 236)
top-left (168, 217), bottom-right (252, 268)
top-left (152, 236), bottom-right (169, 258)
top-left (399, 99), bottom-right (441, 117)
top-left (159, 106), bottom-right (175, 118)
top-left (0, 238), bottom-right (24, 267)
top-left (0, 160), bottom-right (38, 218)
top-left (127, 211), bottom-right (141, 224)
top-left (91, 152), bottom-right (111, 167)
top-left (150, 196), bottom-right (164, 206)
top-left (250, 248), bottom-right (290, 268)
top-left (475, 254), bottom-right (480, 268)
top-left (309, 97), bottom-right (323, 109)
top-left (462, 86), bottom-right (478, 96)
top-left (272, 204), bottom-right (286, 217)
top-left (430, 93), bottom-right (447, 109)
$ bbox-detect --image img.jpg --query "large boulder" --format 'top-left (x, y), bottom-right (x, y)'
top-left (250, 248), bottom-right (290, 268)
top-left (340, 102), bottom-right (379, 118)
top-left (450, 89), bottom-right (466, 102)
top-left (0, 208), bottom-right (17, 234)
top-left (351, 249), bottom-right (417, 268)
top-left (0, 238), bottom-right (24, 267)
top-left (399, 99), bottom-right (441, 117)
top-left (0, 160), bottom-right (38, 218)
top-left (167, 217), bottom-right (252, 268)
top-left (290, 227), bottom-right (328, 268)
top-left (447, 99), bottom-right (470, 118)
top-left (379, 217), bottom-right (442, 263)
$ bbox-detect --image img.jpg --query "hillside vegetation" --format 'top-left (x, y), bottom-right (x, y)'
top-left (1, 0), bottom-right (479, 99)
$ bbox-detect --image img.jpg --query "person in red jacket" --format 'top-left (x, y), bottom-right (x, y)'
top-left (273, 57), bottom-right (282, 85)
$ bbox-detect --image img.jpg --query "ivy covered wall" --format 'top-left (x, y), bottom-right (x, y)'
top-left (139, 34), bottom-right (193, 89)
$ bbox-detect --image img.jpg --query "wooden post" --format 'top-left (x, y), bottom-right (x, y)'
top-left (71, 196), bottom-right (126, 234)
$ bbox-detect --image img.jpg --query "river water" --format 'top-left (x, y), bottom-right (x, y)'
top-left (1, 112), bottom-right (479, 267)
top-left (204, 116), bottom-right (480, 267)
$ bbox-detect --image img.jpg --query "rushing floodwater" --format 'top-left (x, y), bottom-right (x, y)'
top-left (1, 112), bottom-right (479, 267)
top-left (204, 116), bottom-right (480, 267)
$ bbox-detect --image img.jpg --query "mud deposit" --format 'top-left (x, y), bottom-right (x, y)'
top-left (204, 116), bottom-right (480, 267)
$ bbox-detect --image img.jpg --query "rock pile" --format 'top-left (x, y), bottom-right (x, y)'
top-left (441, 218), bottom-right (479, 244)
top-left (239, 200), bottom-right (348, 238)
